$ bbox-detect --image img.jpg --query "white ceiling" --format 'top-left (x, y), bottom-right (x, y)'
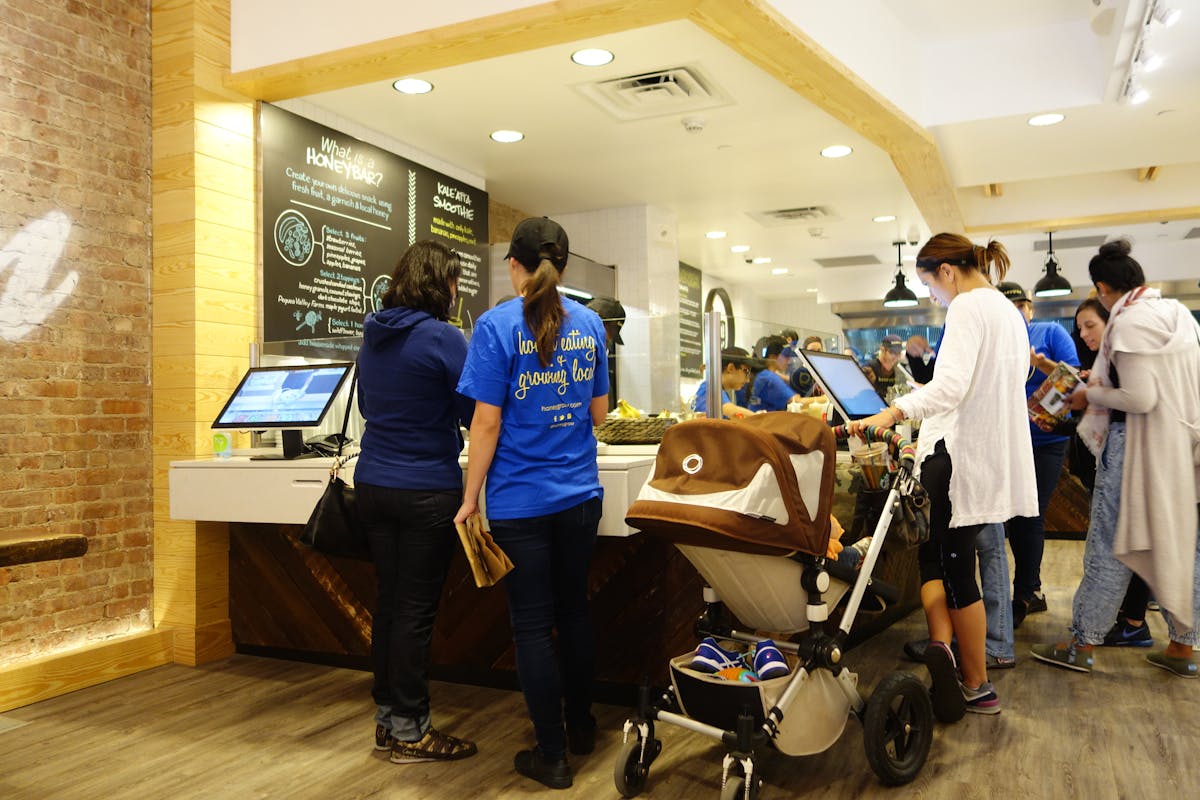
top-left (293, 0), bottom-right (1200, 304)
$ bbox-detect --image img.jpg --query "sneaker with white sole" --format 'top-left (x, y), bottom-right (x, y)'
top-left (961, 680), bottom-right (1001, 714)
top-left (746, 639), bottom-right (790, 680)
top-left (690, 637), bottom-right (745, 673)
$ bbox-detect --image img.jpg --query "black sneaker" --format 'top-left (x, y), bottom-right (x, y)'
top-left (903, 638), bottom-right (929, 663)
top-left (1027, 593), bottom-right (1048, 614)
top-left (514, 748), bottom-right (572, 790)
top-left (374, 724), bottom-right (394, 752)
top-left (1101, 619), bottom-right (1153, 647)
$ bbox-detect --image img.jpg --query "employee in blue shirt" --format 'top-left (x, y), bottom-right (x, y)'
top-left (455, 217), bottom-right (609, 790)
top-left (749, 335), bottom-right (803, 411)
top-left (691, 346), bottom-right (754, 418)
top-left (997, 282), bottom-right (1080, 628)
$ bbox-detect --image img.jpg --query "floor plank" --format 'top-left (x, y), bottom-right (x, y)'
top-left (1, 540), bottom-right (1197, 799)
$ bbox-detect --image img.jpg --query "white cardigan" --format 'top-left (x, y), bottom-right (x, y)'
top-left (1087, 298), bottom-right (1200, 629)
top-left (894, 288), bottom-right (1038, 527)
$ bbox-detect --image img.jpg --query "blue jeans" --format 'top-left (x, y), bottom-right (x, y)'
top-left (357, 484), bottom-right (460, 741)
top-left (1072, 423), bottom-right (1200, 646)
top-left (977, 522), bottom-right (1014, 660)
top-left (490, 497), bottom-right (602, 760)
top-left (1009, 439), bottom-right (1068, 602)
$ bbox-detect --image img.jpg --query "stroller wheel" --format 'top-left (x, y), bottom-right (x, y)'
top-left (863, 671), bottom-right (934, 785)
top-left (719, 773), bottom-right (763, 800)
top-left (613, 735), bottom-right (661, 798)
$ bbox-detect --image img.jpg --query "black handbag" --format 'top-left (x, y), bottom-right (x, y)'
top-left (299, 367), bottom-right (370, 561)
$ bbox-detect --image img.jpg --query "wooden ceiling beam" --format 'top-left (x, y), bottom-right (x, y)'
top-left (964, 205), bottom-right (1200, 236)
top-left (224, 0), bottom-right (965, 237)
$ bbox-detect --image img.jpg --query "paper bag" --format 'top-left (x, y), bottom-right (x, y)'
top-left (455, 513), bottom-right (514, 588)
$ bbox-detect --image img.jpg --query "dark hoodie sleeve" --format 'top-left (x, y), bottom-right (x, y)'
top-left (441, 326), bottom-right (474, 428)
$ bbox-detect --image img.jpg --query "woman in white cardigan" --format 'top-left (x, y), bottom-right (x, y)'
top-left (1032, 239), bottom-right (1200, 678)
top-left (849, 233), bottom-right (1037, 721)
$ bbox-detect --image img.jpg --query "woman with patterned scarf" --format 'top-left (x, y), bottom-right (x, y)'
top-left (1032, 239), bottom-right (1200, 678)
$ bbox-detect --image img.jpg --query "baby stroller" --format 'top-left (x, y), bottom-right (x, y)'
top-left (617, 412), bottom-right (932, 798)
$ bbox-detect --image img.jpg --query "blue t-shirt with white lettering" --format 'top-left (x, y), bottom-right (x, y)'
top-left (457, 297), bottom-right (609, 520)
top-left (750, 370), bottom-right (793, 412)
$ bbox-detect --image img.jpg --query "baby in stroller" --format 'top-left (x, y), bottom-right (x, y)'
top-left (618, 411), bottom-right (931, 799)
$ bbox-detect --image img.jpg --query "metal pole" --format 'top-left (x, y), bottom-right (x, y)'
top-left (703, 310), bottom-right (723, 418)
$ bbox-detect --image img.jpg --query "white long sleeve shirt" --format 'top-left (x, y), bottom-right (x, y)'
top-left (894, 287), bottom-right (1038, 527)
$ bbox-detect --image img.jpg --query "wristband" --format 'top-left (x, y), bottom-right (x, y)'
top-left (888, 407), bottom-right (903, 425)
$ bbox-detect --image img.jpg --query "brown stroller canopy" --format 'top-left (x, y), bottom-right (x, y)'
top-left (625, 412), bottom-right (836, 557)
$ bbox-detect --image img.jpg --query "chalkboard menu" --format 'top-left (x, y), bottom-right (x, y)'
top-left (679, 261), bottom-right (702, 378)
top-left (261, 104), bottom-right (489, 353)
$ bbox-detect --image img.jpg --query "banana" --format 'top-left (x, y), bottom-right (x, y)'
top-left (616, 399), bottom-right (641, 419)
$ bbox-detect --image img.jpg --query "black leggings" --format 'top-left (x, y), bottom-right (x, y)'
top-left (917, 441), bottom-right (983, 610)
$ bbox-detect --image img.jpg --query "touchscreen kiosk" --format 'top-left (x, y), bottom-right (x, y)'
top-left (796, 350), bottom-right (888, 422)
top-left (212, 362), bottom-right (354, 459)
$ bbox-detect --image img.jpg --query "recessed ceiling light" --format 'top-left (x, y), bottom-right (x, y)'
top-left (873, 215), bottom-right (896, 223)
top-left (705, 230), bottom-right (727, 239)
top-left (1151, 3), bottom-right (1181, 27)
top-left (730, 244), bottom-right (750, 253)
top-left (820, 144), bottom-right (852, 159)
top-left (392, 78), bottom-right (433, 94)
top-left (805, 287), bottom-right (818, 293)
top-left (751, 256), bottom-right (772, 264)
top-left (1027, 113), bottom-right (1064, 127)
top-left (571, 48), bottom-right (614, 67)
top-left (490, 130), bottom-right (524, 143)
top-left (771, 267), bottom-right (788, 275)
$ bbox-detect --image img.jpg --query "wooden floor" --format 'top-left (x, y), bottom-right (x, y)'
top-left (2, 539), bottom-right (1198, 800)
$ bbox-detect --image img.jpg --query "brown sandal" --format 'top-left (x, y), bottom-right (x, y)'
top-left (390, 727), bottom-right (478, 763)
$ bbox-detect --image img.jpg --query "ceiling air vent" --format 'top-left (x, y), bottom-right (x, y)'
top-left (1033, 234), bottom-right (1107, 251)
top-left (575, 64), bottom-right (731, 121)
top-left (814, 255), bottom-right (883, 268)
top-left (747, 206), bottom-right (838, 228)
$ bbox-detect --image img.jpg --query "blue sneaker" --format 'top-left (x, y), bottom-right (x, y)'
top-left (747, 639), bottom-right (790, 680)
top-left (690, 637), bottom-right (745, 673)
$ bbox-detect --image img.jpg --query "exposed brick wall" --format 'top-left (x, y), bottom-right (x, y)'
top-left (0, 0), bottom-right (153, 664)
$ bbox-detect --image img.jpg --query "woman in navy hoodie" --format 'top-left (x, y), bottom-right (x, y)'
top-left (355, 240), bottom-right (476, 764)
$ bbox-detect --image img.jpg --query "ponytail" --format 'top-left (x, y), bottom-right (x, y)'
top-left (982, 239), bottom-right (1010, 282)
top-left (916, 233), bottom-right (1009, 282)
top-left (522, 258), bottom-right (564, 367)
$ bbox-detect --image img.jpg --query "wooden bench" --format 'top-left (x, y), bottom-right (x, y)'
top-left (0, 531), bottom-right (89, 568)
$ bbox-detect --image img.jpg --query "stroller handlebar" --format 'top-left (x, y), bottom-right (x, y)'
top-left (832, 424), bottom-right (917, 473)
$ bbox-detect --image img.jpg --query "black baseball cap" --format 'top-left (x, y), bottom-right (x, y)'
top-left (586, 296), bottom-right (626, 344)
top-left (997, 281), bottom-right (1031, 303)
top-left (505, 217), bottom-right (569, 270)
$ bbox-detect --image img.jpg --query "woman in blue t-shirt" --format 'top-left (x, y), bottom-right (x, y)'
top-left (455, 217), bottom-right (609, 790)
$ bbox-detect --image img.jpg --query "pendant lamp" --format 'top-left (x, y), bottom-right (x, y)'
top-left (1033, 231), bottom-right (1072, 297)
top-left (883, 241), bottom-right (918, 308)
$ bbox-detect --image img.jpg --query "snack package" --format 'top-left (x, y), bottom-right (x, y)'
top-left (1027, 362), bottom-right (1081, 428)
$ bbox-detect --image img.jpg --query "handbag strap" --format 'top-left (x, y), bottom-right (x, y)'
top-left (335, 361), bottom-right (358, 458)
